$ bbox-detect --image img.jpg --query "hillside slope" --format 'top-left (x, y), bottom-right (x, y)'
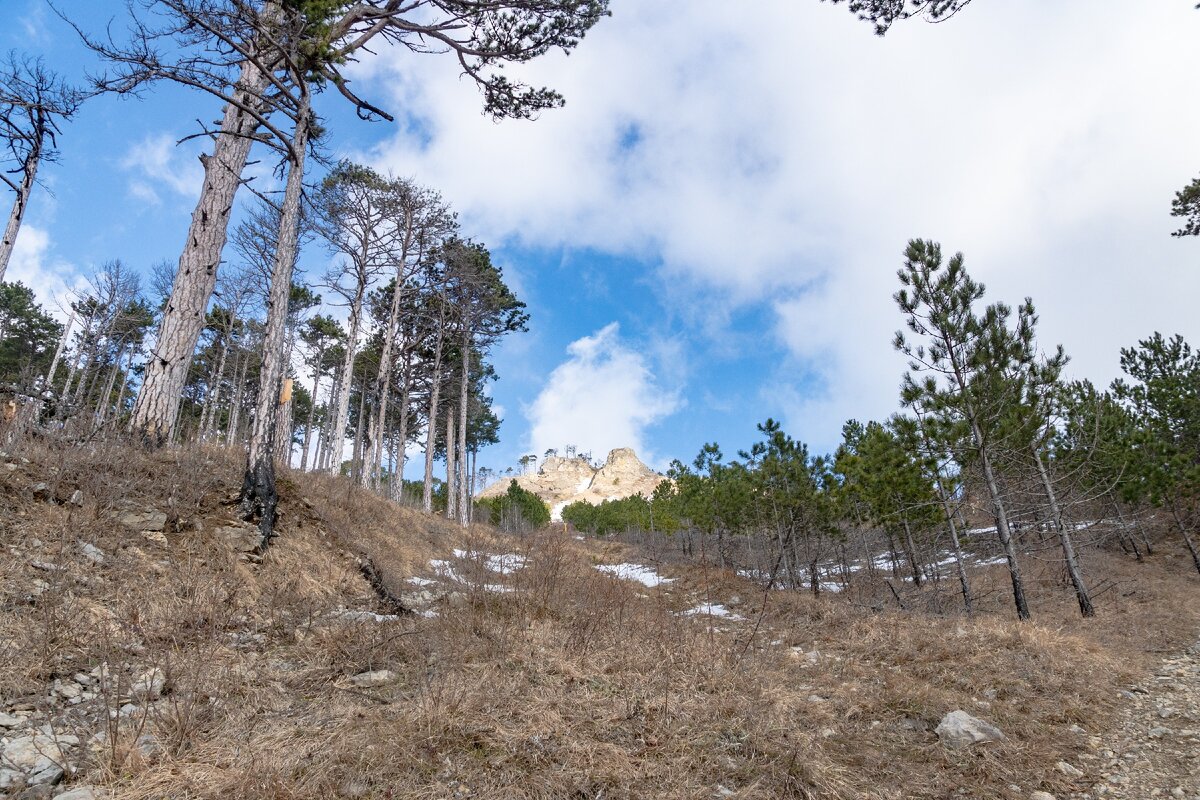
top-left (1, 438), bottom-right (1199, 799)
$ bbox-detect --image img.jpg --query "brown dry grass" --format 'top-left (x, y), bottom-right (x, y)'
top-left (1, 436), bottom-right (1198, 799)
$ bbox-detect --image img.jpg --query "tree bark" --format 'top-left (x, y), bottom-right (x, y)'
top-left (0, 137), bottom-right (41, 284)
top-left (974, 424), bottom-right (1031, 620)
top-left (445, 405), bottom-right (457, 521)
top-left (328, 298), bottom-right (364, 475)
top-left (422, 333), bottom-right (445, 513)
top-left (456, 337), bottom-right (471, 527)
top-left (299, 345), bottom-right (324, 471)
top-left (44, 307), bottom-right (74, 391)
top-left (1170, 501), bottom-right (1200, 575)
top-left (239, 90), bottom-right (310, 539)
top-left (1033, 448), bottom-right (1094, 617)
top-left (130, 58), bottom-right (270, 446)
top-left (900, 517), bottom-right (923, 587)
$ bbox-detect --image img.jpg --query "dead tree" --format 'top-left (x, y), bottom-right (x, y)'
top-left (0, 54), bottom-right (82, 282)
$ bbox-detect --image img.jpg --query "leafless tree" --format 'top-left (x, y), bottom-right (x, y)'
top-left (0, 53), bottom-right (82, 282)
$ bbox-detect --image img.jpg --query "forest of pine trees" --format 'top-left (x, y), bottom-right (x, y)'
top-left (564, 240), bottom-right (1200, 621)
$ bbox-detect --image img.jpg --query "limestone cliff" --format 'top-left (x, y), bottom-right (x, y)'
top-left (478, 447), bottom-right (666, 521)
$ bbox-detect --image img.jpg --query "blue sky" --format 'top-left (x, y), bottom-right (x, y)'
top-left (6, 1), bottom-right (1200, 477)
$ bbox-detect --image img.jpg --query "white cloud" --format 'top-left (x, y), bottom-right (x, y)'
top-left (7, 224), bottom-right (85, 321)
top-left (526, 323), bottom-right (679, 463)
top-left (360, 1), bottom-right (1200, 451)
top-left (120, 134), bottom-right (205, 204)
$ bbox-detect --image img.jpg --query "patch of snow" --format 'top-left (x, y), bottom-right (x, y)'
top-left (820, 582), bottom-right (844, 593)
top-left (682, 603), bottom-right (744, 621)
top-left (485, 553), bottom-right (526, 574)
top-left (966, 526), bottom-right (997, 535)
top-left (974, 556), bottom-right (1008, 567)
top-left (430, 559), bottom-right (465, 584)
top-left (596, 563), bottom-right (674, 588)
top-left (408, 577), bottom-right (439, 587)
top-left (335, 610), bottom-right (400, 623)
top-left (551, 501), bottom-right (568, 522)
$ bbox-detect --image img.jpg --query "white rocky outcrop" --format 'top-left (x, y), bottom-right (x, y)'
top-left (478, 448), bottom-right (666, 521)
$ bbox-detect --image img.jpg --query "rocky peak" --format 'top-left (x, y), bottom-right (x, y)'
top-left (478, 447), bottom-right (666, 521)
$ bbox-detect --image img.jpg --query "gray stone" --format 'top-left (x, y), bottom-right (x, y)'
top-left (1030, 793), bottom-right (1057, 800)
top-left (119, 511), bottom-right (167, 532)
top-left (0, 768), bottom-right (19, 789)
top-left (1056, 761), bottom-right (1084, 778)
top-left (335, 610), bottom-right (399, 624)
top-left (349, 669), bottom-right (398, 689)
top-left (0, 711), bottom-right (23, 728)
top-left (216, 525), bottom-right (263, 553)
top-left (67, 490), bottom-right (84, 507)
top-left (2, 734), bottom-right (65, 774)
top-left (30, 483), bottom-right (51, 501)
top-left (130, 667), bottom-right (166, 700)
top-left (935, 710), bottom-right (1006, 748)
top-left (27, 764), bottom-right (64, 787)
top-left (53, 788), bottom-right (103, 800)
top-left (77, 544), bottom-right (104, 565)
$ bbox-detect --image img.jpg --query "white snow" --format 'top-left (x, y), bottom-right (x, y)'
top-left (682, 603), bottom-right (744, 620)
top-left (408, 576), bottom-right (439, 587)
top-left (596, 563), bottom-right (674, 587)
top-left (551, 501), bottom-right (569, 522)
top-left (335, 610), bottom-right (400, 623)
top-left (485, 553), bottom-right (527, 574)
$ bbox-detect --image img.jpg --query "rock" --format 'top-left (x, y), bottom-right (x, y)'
top-left (335, 610), bottom-right (399, 624)
top-left (1148, 726), bottom-right (1169, 739)
top-left (216, 525), bottom-right (263, 553)
top-left (2, 734), bottom-right (65, 775)
top-left (66, 490), bottom-right (83, 507)
top-left (54, 681), bottom-right (82, 701)
top-left (0, 712), bottom-right (23, 728)
top-left (53, 788), bottom-right (103, 800)
top-left (28, 763), bottom-right (64, 786)
top-left (1068, 724), bottom-right (1087, 735)
top-left (119, 510), bottom-right (167, 532)
top-left (1030, 793), bottom-right (1057, 800)
top-left (477, 447), bottom-right (667, 522)
top-left (31, 482), bottom-right (52, 501)
top-left (0, 768), bottom-right (19, 789)
top-left (935, 710), bottom-right (1006, 748)
top-left (77, 544), bottom-right (104, 565)
top-left (1056, 761), bottom-right (1084, 778)
top-left (349, 669), bottom-right (398, 689)
top-left (130, 667), bottom-right (166, 700)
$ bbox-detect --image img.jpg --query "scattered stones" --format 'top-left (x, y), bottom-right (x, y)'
top-left (53, 788), bottom-right (103, 800)
top-left (2, 734), bottom-right (66, 777)
top-left (1056, 760), bottom-right (1084, 778)
top-left (934, 710), bottom-right (1006, 748)
top-left (335, 610), bottom-right (400, 624)
top-left (77, 543), bottom-right (105, 565)
top-left (130, 667), bottom-right (166, 700)
top-left (348, 670), bottom-right (398, 689)
top-left (216, 524), bottom-right (263, 553)
top-left (119, 510), bottom-right (167, 532)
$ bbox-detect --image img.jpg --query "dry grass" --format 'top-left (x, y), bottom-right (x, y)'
top-left (1, 436), bottom-right (1198, 799)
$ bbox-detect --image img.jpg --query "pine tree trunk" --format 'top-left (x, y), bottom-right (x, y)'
top-left (973, 421), bottom-right (1031, 620)
top-left (900, 517), bottom-right (923, 587)
top-left (130, 58), bottom-right (270, 446)
top-left (1033, 448), bottom-right (1094, 617)
top-left (422, 334), bottom-right (445, 513)
top-left (299, 348), bottom-right (324, 471)
top-left (1170, 501), bottom-right (1200, 575)
top-left (226, 348), bottom-right (248, 448)
top-left (328, 299), bottom-right (363, 475)
top-left (45, 307), bottom-right (74, 391)
top-left (351, 373), bottom-right (367, 482)
top-left (392, 353), bottom-right (412, 502)
top-left (0, 140), bottom-right (41, 284)
top-left (368, 254), bottom-right (411, 489)
top-left (445, 407), bottom-right (457, 521)
top-left (239, 93), bottom-right (309, 539)
top-left (200, 336), bottom-right (230, 439)
top-left (457, 338), bottom-right (471, 528)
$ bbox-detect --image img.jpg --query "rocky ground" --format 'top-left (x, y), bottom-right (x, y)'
top-left (1067, 640), bottom-right (1200, 800)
